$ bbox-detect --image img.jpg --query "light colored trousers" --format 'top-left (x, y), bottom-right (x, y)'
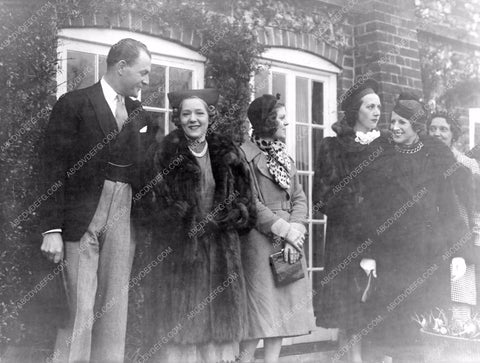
top-left (53, 181), bottom-right (135, 363)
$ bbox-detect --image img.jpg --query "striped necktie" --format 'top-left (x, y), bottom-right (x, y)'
top-left (115, 94), bottom-right (128, 131)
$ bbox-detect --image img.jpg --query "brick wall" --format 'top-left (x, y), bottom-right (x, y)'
top-left (63, 10), bottom-right (203, 49)
top-left (350, 0), bottom-right (423, 125)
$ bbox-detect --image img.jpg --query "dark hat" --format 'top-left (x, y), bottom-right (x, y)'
top-left (340, 78), bottom-right (379, 113)
top-left (393, 92), bottom-right (427, 125)
top-left (168, 88), bottom-right (219, 110)
top-left (247, 94), bottom-right (281, 131)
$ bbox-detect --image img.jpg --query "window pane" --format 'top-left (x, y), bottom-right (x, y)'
top-left (143, 64), bottom-right (166, 108)
top-left (296, 77), bottom-right (308, 124)
top-left (67, 50), bottom-right (95, 91)
top-left (311, 223), bottom-right (325, 269)
top-left (272, 72), bottom-right (286, 103)
top-left (169, 67), bottom-right (192, 93)
top-left (298, 174), bottom-right (309, 212)
top-left (312, 81), bottom-right (324, 125)
top-left (254, 69), bottom-right (269, 98)
top-left (312, 222), bottom-right (326, 315)
top-left (304, 222), bottom-right (324, 270)
top-left (296, 125), bottom-right (309, 171)
top-left (475, 123), bottom-right (480, 146)
top-left (147, 111), bottom-right (166, 143)
top-left (98, 55), bottom-right (107, 80)
top-left (312, 127), bottom-right (325, 220)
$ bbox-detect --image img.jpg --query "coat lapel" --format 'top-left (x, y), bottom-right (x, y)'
top-left (256, 155), bottom-right (275, 182)
top-left (87, 82), bottom-right (118, 139)
top-left (241, 139), bottom-right (275, 182)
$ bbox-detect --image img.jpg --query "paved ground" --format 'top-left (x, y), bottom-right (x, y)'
top-left (0, 341), bottom-right (474, 362)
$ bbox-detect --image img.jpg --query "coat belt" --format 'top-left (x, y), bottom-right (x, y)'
top-left (265, 200), bottom-right (292, 211)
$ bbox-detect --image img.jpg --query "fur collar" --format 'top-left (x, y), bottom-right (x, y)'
top-left (369, 134), bottom-right (456, 183)
top-left (151, 128), bottom-right (254, 238)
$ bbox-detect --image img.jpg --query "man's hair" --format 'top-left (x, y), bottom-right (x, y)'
top-left (106, 38), bottom-right (151, 69)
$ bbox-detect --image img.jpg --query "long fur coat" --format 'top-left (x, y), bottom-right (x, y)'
top-left (312, 119), bottom-right (383, 330)
top-left (365, 135), bottom-right (472, 313)
top-left (148, 128), bottom-right (256, 345)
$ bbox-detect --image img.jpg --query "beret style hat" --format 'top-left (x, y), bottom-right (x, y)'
top-left (168, 88), bottom-right (219, 110)
top-left (340, 78), bottom-right (379, 113)
top-left (247, 94), bottom-right (280, 130)
top-left (393, 92), bottom-right (427, 125)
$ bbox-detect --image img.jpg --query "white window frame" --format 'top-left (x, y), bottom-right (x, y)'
top-left (57, 28), bottom-right (205, 135)
top-left (469, 108), bottom-right (480, 149)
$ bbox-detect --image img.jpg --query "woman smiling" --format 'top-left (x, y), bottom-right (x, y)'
top-left (365, 93), bottom-right (471, 357)
top-left (428, 112), bottom-right (480, 320)
top-left (147, 89), bottom-right (256, 363)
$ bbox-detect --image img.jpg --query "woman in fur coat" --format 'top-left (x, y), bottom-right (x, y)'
top-left (313, 79), bottom-right (383, 363)
top-left (147, 89), bottom-right (256, 363)
top-left (364, 94), bottom-right (472, 356)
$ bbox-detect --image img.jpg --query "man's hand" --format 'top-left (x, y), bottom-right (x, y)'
top-left (41, 232), bottom-right (64, 263)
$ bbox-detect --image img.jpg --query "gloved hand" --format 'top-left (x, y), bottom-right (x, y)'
top-left (360, 258), bottom-right (377, 278)
top-left (271, 219), bottom-right (305, 251)
top-left (285, 227), bottom-right (305, 252)
top-left (451, 257), bottom-right (467, 281)
top-left (290, 222), bottom-right (306, 234)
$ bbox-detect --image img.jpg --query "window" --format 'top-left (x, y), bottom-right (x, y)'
top-left (252, 47), bottom-right (340, 295)
top-left (57, 28), bottom-right (205, 141)
top-left (469, 108), bottom-right (480, 149)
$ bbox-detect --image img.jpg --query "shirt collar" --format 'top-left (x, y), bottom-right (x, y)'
top-left (100, 77), bottom-right (123, 103)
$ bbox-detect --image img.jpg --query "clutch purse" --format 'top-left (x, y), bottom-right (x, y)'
top-left (269, 250), bottom-right (305, 286)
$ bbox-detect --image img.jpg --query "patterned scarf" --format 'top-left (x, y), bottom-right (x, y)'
top-left (253, 135), bottom-right (291, 190)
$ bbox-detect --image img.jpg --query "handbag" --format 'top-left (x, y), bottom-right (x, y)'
top-left (269, 250), bottom-right (305, 286)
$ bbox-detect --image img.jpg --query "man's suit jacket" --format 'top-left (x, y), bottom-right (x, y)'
top-left (41, 82), bottom-right (152, 241)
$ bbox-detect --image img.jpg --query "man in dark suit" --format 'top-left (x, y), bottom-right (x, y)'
top-left (40, 38), bottom-right (151, 362)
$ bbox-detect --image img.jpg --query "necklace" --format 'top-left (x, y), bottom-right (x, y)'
top-left (188, 141), bottom-right (208, 157)
top-left (394, 141), bottom-right (424, 154)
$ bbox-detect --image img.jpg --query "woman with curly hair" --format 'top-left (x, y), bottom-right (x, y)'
top-left (428, 112), bottom-right (480, 317)
top-left (147, 89), bottom-right (256, 363)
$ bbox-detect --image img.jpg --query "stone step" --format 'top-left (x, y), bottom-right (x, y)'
top-left (254, 341), bottom-right (337, 363)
